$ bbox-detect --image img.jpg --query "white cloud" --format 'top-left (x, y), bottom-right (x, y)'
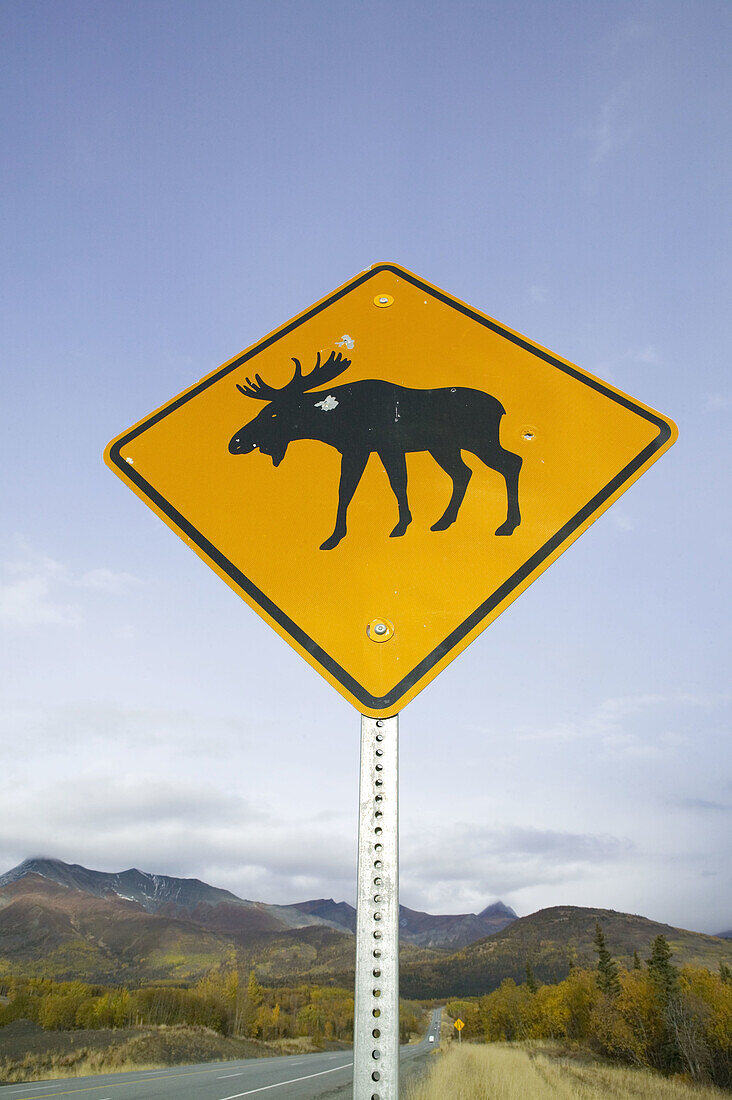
top-left (704, 392), bottom-right (731, 411)
top-left (0, 772), bottom-right (356, 907)
top-left (0, 573), bottom-right (80, 628)
top-left (586, 17), bottom-right (653, 165)
top-left (0, 696), bottom-right (254, 742)
top-left (627, 345), bottom-right (660, 364)
top-left (515, 692), bottom-right (726, 755)
top-left (400, 823), bottom-right (632, 913)
top-left (609, 19), bottom-right (650, 55)
top-left (1, 687), bottom-right (727, 922)
top-left (610, 509), bottom-right (634, 532)
top-left (76, 568), bottom-right (141, 593)
top-left (587, 79), bottom-right (638, 165)
top-left (676, 798), bottom-right (730, 814)
top-left (0, 764), bottom-right (633, 917)
top-left (0, 695), bottom-right (357, 905)
top-left (0, 543), bottom-right (141, 629)
top-left (588, 344), bottom-right (660, 385)
top-left (0, 694), bottom-right (633, 912)
top-left (114, 624), bottom-right (137, 641)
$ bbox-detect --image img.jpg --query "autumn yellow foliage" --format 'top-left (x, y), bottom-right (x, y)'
top-left (445, 959), bottom-right (732, 1089)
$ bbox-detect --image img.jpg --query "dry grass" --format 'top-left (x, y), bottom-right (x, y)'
top-left (403, 1043), bottom-right (730, 1100)
top-left (0, 1022), bottom-right (300, 1084)
top-left (0, 1050), bottom-right (161, 1084)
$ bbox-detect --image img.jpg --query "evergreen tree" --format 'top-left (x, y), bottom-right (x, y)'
top-left (646, 934), bottom-right (681, 1072)
top-left (646, 934), bottom-right (678, 1003)
top-left (594, 922), bottom-right (620, 997)
top-left (719, 962), bottom-right (731, 984)
top-left (525, 962), bottom-right (538, 993)
top-left (633, 950), bottom-right (642, 970)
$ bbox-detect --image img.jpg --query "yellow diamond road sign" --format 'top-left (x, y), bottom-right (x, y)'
top-left (105, 263), bottom-right (676, 717)
top-left (454, 1019), bottom-right (465, 1031)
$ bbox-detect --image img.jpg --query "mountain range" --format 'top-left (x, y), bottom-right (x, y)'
top-left (1, 858), bottom-right (730, 997)
top-left (0, 858), bottom-right (516, 949)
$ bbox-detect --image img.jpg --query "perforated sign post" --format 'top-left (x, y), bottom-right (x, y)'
top-left (106, 263), bottom-right (676, 1100)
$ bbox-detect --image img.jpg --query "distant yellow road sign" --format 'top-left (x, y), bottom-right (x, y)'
top-left (105, 263), bottom-right (676, 717)
top-left (454, 1019), bottom-right (465, 1031)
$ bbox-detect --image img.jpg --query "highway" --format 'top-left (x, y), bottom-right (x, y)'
top-left (0, 1009), bottom-right (441, 1100)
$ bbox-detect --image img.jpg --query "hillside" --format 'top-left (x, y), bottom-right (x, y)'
top-left (0, 875), bottom-right (237, 983)
top-left (400, 904), bottom-right (732, 999)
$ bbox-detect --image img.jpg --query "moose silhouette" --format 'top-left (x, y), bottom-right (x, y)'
top-left (228, 351), bottom-right (521, 550)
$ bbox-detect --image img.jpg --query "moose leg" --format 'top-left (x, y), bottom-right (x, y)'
top-left (428, 448), bottom-right (472, 531)
top-left (320, 449), bottom-right (369, 550)
top-left (472, 444), bottom-right (522, 535)
top-left (377, 450), bottom-right (412, 538)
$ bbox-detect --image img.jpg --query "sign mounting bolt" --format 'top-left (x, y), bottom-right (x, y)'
top-left (374, 294), bottom-right (394, 308)
top-left (367, 618), bottom-right (395, 642)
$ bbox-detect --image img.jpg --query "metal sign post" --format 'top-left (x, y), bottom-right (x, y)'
top-left (354, 714), bottom-right (399, 1100)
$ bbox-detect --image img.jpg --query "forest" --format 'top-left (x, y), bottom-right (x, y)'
top-left (0, 966), bottom-right (425, 1045)
top-left (444, 931), bottom-right (732, 1089)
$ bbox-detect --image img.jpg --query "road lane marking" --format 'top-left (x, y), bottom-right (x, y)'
top-left (6, 1067), bottom-right (230, 1099)
top-left (218, 1073), bottom-right (245, 1078)
top-left (218, 1061), bottom-right (353, 1098)
top-left (2, 1086), bottom-right (75, 1095)
top-left (3, 1088), bottom-right (68, 1093)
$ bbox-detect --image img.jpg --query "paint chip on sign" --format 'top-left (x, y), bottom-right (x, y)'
top-left (315, 395), bottom-right (339, 412)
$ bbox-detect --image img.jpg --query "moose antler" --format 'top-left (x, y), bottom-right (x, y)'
top-left (236, 351), bottom-right (351, 401)
top-left (236, 373), bottom-right (283, 400)
top-left (291, 351), bottom-right (351, 392)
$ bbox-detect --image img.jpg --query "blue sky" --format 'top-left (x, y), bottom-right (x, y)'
top-left (1, 0), bottom-right (730, 934)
